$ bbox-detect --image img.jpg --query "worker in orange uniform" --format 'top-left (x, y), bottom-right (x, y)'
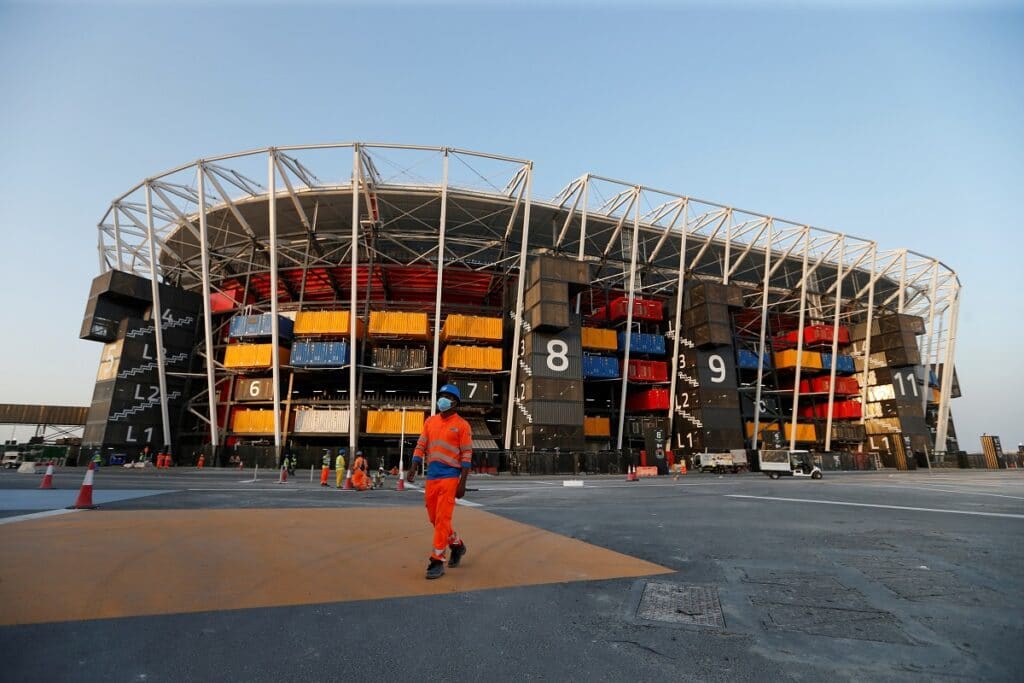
top-left (319, 450), bottom-right (331, 487)
top-left (406, 384), bottom-right (471, 580)
top-left (352, 450), bottom-right (371, 491)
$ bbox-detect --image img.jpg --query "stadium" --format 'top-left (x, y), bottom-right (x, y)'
top-left (80, 143), bottom-right (964, 473)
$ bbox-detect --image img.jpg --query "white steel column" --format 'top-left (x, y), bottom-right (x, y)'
top-left (935, 285), bottom-right (960, 451)
top-left (919, 261), bottom-right (940, 470)
top-left (751, 220), bottom-right (773, 452)
top-left (197, 164), bottom-right (220, 450)
top-left (666, 200), bottom-right (688, 437)
top-left (576, 174), bottom-right (589, 261)
top-left (823, 237), bottom-right (845, 452)
top-left (898, 249), bottom-right (908, 312)
top-left (503, 163), bottom-right (533, 450)
top-left (859, 244), bottom-right (878, 438)
top-left (615, 189), bottom-right (642, 452)
top-left (429, 150), bottom-right (450, 414)
top-left (143, 183), bottom-right (173, 451)
top-left (350, 146), bottom-right (361, 452)
top-left (788, 227), bottom-right (811, 452)
top-left (722, 209), bottom-right (733, 285)
top-left (268, 151), bottom-right (283, 460)
top-left (113, 206), bottom-right (124, 270)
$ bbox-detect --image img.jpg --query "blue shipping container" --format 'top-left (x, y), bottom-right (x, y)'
top-left (819, 353), bottom-right (856, 374)
top-left (736, 349), bottom-right (772, 370)
top-left (292, 340), bottom-right (348, 367)
top-left (583, 355), bottom-right (620, 379)
top-left (229, 314), bottom-right (294, 341)
top-left (616, 332), bottom-right (666, 355)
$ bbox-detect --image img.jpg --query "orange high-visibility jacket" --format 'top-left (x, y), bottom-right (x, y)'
top-left (412, 413), bottom-right (473, 480)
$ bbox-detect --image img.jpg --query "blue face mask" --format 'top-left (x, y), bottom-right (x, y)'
top-left (437, 397), bottom-right (454, 412)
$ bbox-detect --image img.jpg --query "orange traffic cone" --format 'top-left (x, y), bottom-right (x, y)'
top-left (197, 454), bottom-right (205, 469)
top-left (343, 469), bottom-right (353, 490)
top-left (625, 465), bottom-right (634, 482)
top-left (396, 472), bottom-right (405, 491)
top-left (39, 461), bottom-right (55, 490)
top-left (278, 464), bottom-right (288, 484)
top-left (69, 462), bottom-right (97, 509)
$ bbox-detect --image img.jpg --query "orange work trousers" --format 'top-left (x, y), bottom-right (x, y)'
top-left (425, 477), bottom-right (460, 561)
top-left (320, 466), bottom-right (329, 485)
top-left (352, 469), bottom-right (371, 491)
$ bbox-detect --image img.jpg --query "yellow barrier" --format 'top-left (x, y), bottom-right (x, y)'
top-left (442, 345), bottom-right (504, 371)
top-left (774, 349), bottom-right (823, 371)
top-left (584, 416), bottom-right (611, 437)
top-left (293, 311), bottom-right (364, 336)
top-left (224, 344), bottom-right (291, 368)
top-left (581, 327), bottom-right (617, 351)
top-left (365, 410), bottom-right (426, 435)
top-left (441, 314), bottom-right (503, 342)
top-left (368, 311), bottom-right (429, 339)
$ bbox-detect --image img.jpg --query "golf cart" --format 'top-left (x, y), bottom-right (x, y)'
top-left (759, 449), bottom-right (822, 480)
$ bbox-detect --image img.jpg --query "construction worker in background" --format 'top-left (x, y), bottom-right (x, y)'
top-left (288, 453), bottom-right (297, 475)
top-left (320, 450), bottom-right (331, 487)
top-left (407, 384), bottom-right (471, 580)
top-left (335, 448), bottom-right (347, 488)
top-left (352, 450), bottom-right (371, 491)
top-left (92, 451), bottom-right (102, 468)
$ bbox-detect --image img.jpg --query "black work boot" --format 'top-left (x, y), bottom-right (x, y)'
top-left (448, 542), bottom-right (467, 568)
top-left (425, 558), bottom-right (445, 580)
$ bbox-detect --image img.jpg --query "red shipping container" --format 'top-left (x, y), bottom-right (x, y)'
top-left (627, 388), bottom-right (670, 411)
top-left (628, 359), bottom-right (668, 383)
top-left (802, 376), bottom-right (861, 395)
top-left (799, 400), bottom-right (863, 419)
top-left (803, 324), bottom-right (851, 346)
top-left (606, 297), bottom-right (664, 322)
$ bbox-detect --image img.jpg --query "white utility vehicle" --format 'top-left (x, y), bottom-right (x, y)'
top-left (2, 450), bottom-right (25, 469)
top-left (759, 449), bottom-right (822, 479)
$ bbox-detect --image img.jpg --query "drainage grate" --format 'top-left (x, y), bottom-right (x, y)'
top-left (635, 583), bottom-right (725, 628)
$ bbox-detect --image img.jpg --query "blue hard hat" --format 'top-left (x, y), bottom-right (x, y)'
top-left (438, 383), bottom-right (462, 402)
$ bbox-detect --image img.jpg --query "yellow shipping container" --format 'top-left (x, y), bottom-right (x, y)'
top-left (745, 421), bottom-right (817, 442)
top-left (232, 409), bottom-right (285, 434)
top-left (584, 416), bottom-right (611, 437)
top-left (441, 314), bottom-right (503, 343)
top-left (365, 410), bottom-right (426, 435)
top-left (581, 327), bottom-right (617, 351)
top-left (774, 349), bottom-right (823, 370)
top-left (369, 311), bottom-right (430, 339)
top-left (442, 345), bottom-right (504, 371)
top-left (293, 310), bottom-right (364, 337)
top-left (224, 344), bottom-right (291, 369)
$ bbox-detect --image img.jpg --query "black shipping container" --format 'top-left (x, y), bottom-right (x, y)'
top-left (682, 302), bottom-right (730, 329)
top-left (518, 378), bottom-right (583, 402)
top-left (688, 322), bottom-right (733, 348)
top-left (525, 301), bottom-right (571, 331)
top-left (878, 313), bottom-right (926, 336)
top-left (515, 424), bottom-right (586, 450)
top-left (524, 280), bottom-right (569, 310)
top-left (688, 282), bottom-right (744, 308)
top-left (520, 400), bottom-right (584, 426)
top-left (446, 378), bottom-right (495, 404)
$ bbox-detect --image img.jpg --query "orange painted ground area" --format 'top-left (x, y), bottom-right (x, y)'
top-left (0, 507), bottom-right (670, 626)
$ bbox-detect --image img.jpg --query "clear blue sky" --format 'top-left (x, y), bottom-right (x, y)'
top-left (0, 2), bottom-right (1021, 449)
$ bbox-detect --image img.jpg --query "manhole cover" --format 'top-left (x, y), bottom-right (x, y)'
top-left (635, 583), bottom-right (725, 628)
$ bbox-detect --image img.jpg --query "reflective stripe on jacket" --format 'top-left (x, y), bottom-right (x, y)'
top-left (412, 413), bottom-right (472, 480)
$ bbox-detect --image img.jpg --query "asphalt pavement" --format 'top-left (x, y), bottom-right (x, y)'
top-left (0, 466), bottom-right (1021, 682)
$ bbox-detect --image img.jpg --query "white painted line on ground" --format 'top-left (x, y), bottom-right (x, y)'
top-left (187, 488), bottom-right (303, 492)
top-left (456, 498), bottom-right (483, 508)
top-left (725, 494), bottom-right (1024, 519)
top-left (841, 482), bottom-right (1024, 501)
top-left (0, 508), bottom-right (80, 525)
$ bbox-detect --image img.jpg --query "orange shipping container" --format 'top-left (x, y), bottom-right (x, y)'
top-left (232, 409), bottom-right (286, 434)
top-left (774, 349), bottom-right (823, 371)
top-left (745, 421), bottom-right (817, 442)
top-left (441, 315), bottom-right (503, 343)
top-left (584, 416), bottom-right (611, 437)
top-left (365, 410), bottom-right (426, 435)
top-left (293, 310), bottom-right (364, 337)
top-left (442, 345), bottom-right (504, 371)
top-left (224, 344), bottom-right (291, 369)
top-left (581, 327), bottom-right (617, 351)
top-left (369, 311), bottom-right (430, 339)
